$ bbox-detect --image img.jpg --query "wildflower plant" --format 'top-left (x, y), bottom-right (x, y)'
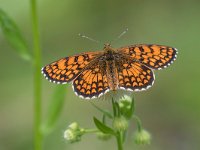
top-left (63, 95), bottom-right (151, 150)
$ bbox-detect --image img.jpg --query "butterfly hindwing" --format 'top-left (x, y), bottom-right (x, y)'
top-left (72, 60), bottom-right (110, 99)
top-left (117, 61), bottom-right (155, 91)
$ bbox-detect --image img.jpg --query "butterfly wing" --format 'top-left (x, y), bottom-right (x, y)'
top-left (118, 44), bottom-right (178, 70)
top-left (117, 61), bottom-right (154, 91)
top-left (72, 59), bottom-right (110, 99)
top-left (41, 52), bottom-right (101, 84)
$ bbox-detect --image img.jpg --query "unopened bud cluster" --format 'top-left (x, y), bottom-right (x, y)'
top-left (133, 129), bottom-right (151, 145)
top-left (63, 122), bottom-right (84, 143)
top-left (118, 95), bottom-right (133, 119)
top-left (112, 116), bottom-right (128, 131)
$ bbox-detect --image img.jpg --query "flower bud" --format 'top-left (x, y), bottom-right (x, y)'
top-left (68, 122), bottom-right (79, 130)
top-left (119, 95), bottom-right (134, 119)
top-left (63, 122), bottom-right (84, 143)
top-left (120, 95), bottom-right (132, 103)
top-left (64, 129), bottom-right (79, 142)
top-left (133, 129), bottom-right (151, 145)
top-left (112, 116), bottom-right (128, 131)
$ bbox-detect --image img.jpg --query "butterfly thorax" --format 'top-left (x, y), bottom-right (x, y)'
top-left (103, 44), bottom-right (119, 91)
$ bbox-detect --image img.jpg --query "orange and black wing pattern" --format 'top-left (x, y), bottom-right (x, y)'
top-left (41, 52), bottom-right (101, 84)
top-left (117, 61), bottom-right (154, 91)
top-left (72, 60), bottom-right (110, 99)
top-left (118, 44), bottom-right (178, 70)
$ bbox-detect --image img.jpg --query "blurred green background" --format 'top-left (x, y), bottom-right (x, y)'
top-left (1, 0), bottom-right (200, 150)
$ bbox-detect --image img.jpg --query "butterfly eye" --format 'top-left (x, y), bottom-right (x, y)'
top-left (104, 43), bottom-right (111, 48)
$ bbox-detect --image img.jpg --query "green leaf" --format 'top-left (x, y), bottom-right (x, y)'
top-left (112, 99), bottom-right (121, 117)
top-left (125, 96), bottom-right (135, 119)
top-left (90, 102), bottom-right (113, 119)
top-left (112, 98), bottom-right (117, 117)
top-left (0, 9), bottom-right (31, 61)
top-left (128, 96), bottom-right (135, 118)
top-left (41, 85), bottom-right (67, 135)
top-left (93, 117), bottom-right (116, 135)
top-left (102, 114), bottom-right (106, 123)
top-left (115, 102), bottom-right (121, 117)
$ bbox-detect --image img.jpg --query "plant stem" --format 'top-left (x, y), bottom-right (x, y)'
top-left (133, 115), bottom-right (142, 132)
top-left (116, 131), bottom-right (123, 150)
top-left (112, 99), bottom-right (124, 150)
top-left (84, 128), bottom-right (99, 134)
top-left (31, 0), bottom-right (42, 150)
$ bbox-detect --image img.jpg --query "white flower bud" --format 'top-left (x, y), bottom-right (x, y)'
top-left (63, 122), bottom-right (83, 143)
top-left (64, 129), bottom-right (76, 141)
top-left (133, 129), bottom-right (151, 145)
top-left (69, 122), bottom-right (79, 130)
top-left (113, 116), bottom-right (128, 131)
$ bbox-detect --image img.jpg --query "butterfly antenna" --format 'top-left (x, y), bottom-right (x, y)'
top-left (78, 33), bottom-right (100, 43)
top-left (112, 28), bottom-right (128, 43)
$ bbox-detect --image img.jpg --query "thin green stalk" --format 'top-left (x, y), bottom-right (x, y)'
top-left (31, 0), bottom-right (42, 150)
top-left (133, 115), bottom-right (142, 132)
top-left (116, 131), bottom-right (123, 150)
top-left (84, 129), bottom-right (99, 134)
top-left (112, 100), bottom-right (124, 150)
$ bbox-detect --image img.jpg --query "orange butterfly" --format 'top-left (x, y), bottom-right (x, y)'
top-left (41, 44), bottom-right (178, 99)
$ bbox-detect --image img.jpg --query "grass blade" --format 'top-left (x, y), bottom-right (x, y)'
top-left (0, 9), bottom-right (31, 61)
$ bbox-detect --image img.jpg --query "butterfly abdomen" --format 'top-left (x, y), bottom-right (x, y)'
top-left (106, 60), bottom-right (119, 91)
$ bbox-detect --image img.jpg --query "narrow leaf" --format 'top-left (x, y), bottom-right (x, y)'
top-left (115, 102), bottom-right (121, 117)
top-left (93, 117), bottom-right (116, 135)
top-left (41, 85), bottom-right (67, 135)
top-left (90, 102), bottom-right (113, 119)
top-left (0, 9), bottom-right (31, 61)
top-left (124, 96), bottom-right (135, 119)
top-left (112, 98), bottom-right (117, 117)
top-left (129, 96), bottom-right (135, 118)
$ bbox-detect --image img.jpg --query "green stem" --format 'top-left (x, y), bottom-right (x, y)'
top-left (84, 128), bottom-right (99, 134)
top-left (116, 131), bottom-right (123, 150)
top-left (31, 0), bottom-right (42, 150)
top-left (133, 115), bottom-right (142, 132)
top-left (112, 100), bottom-right (124, 150)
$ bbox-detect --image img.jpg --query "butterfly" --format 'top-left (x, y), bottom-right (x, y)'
top-left (41, 44), bottom-right (178, 99)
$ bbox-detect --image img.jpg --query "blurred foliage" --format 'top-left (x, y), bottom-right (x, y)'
top-left (0, 0), bottom-right (200, 150)
top-left (41, 85), bottom-right (67, 135)
top-left (0, 8), bottom-right (31, 61)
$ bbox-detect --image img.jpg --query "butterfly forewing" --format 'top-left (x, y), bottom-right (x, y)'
top-left (41, 52), bottom-right (101, 84)
top-left (118, 44), bottom-right (177, 70)
top-left (72, 59), bottom-right (110, 99)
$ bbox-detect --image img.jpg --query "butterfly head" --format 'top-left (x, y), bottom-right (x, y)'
top-left (104, 43), bottom-right (115, 52)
